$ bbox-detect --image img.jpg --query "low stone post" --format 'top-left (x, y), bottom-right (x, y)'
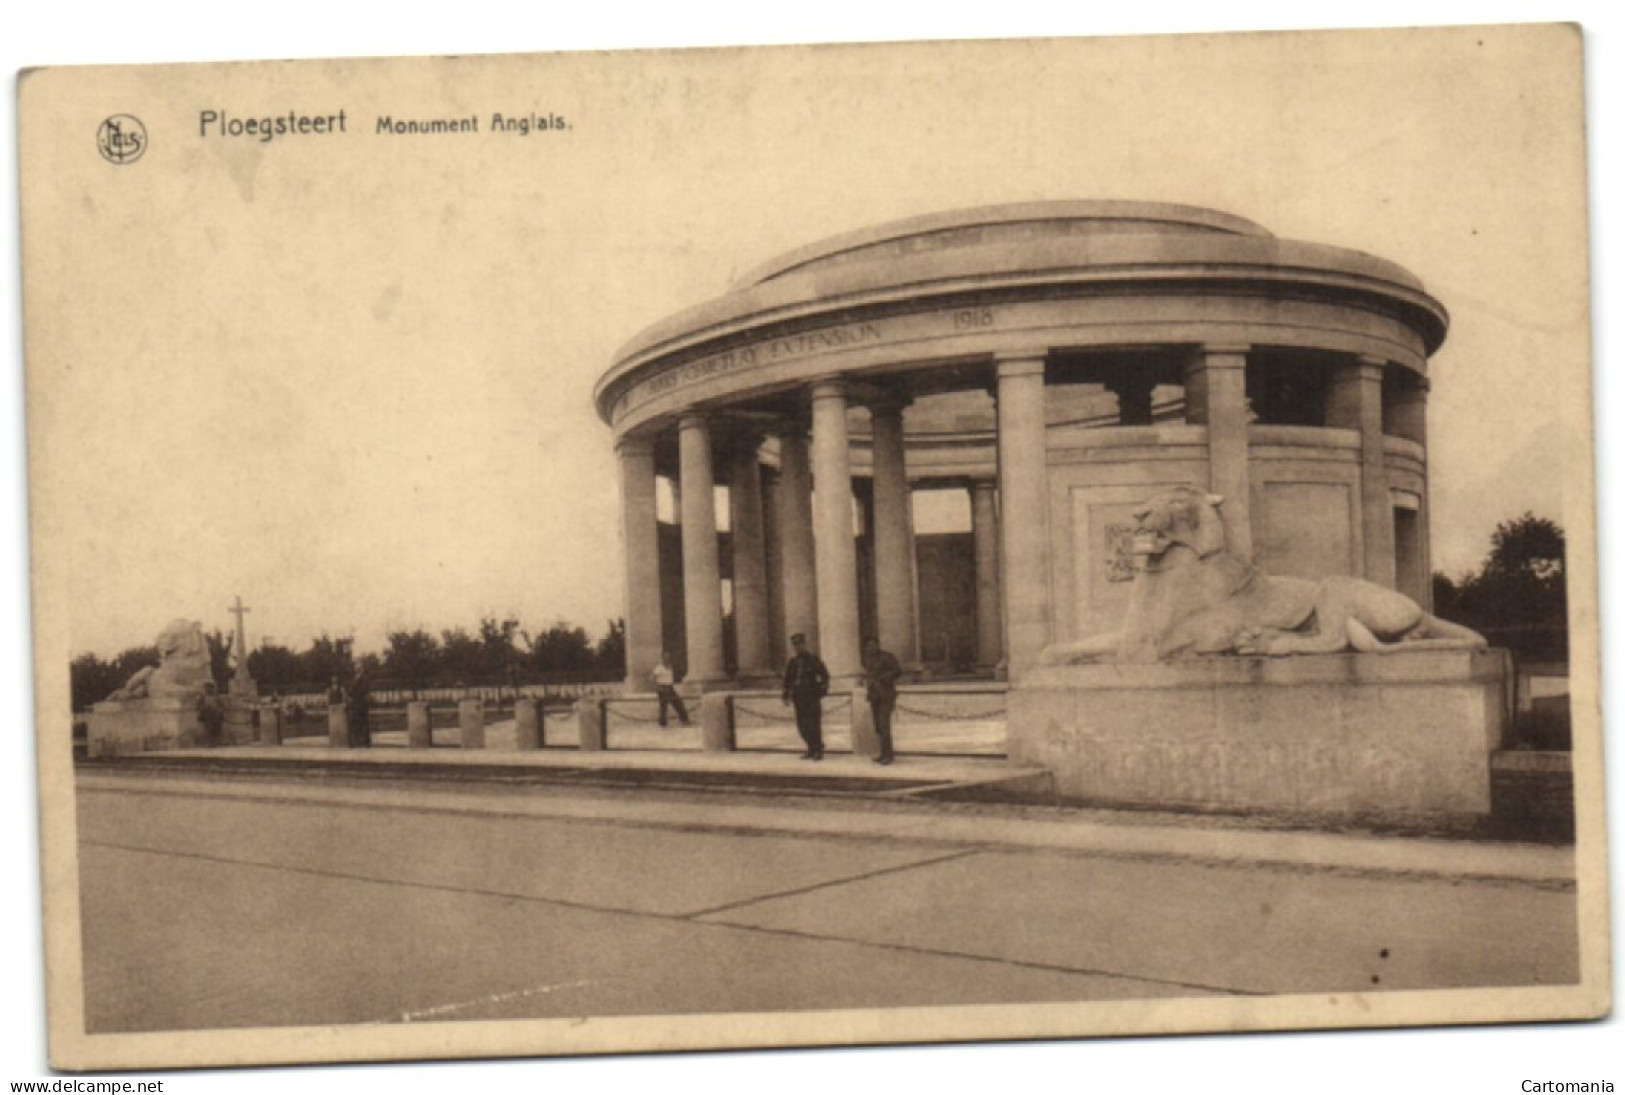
top-left (700, 693), bottom-right (734, 752)
top-left (257, 702), bottom-right (282, 746)
top-left (514, 697), bottom-right (544, 750)
top-left (406, 701), bottom-right (433, 748)
top-left (327, 704), bottom-right (349, 748)
top-left (223, 701), bottom-right (255, 747)
top-left (849, 687), bottom-right (880, 758)
top-left (576, 699), bottom-right (606, 751)
top-left (458, 698), bottom-right (485, 749)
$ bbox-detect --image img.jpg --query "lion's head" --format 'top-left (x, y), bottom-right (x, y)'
top-left (155, 619), bottom-right (206, 661)
top-left (1130, 486), bottom-right (1230, 561)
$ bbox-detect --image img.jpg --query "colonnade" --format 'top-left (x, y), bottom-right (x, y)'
top-left (618, 386), bottom-right (1007, 691)
top-left (617, 342), bottom-right (1424, 692)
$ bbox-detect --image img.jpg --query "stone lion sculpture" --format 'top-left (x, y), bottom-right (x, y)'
top-left (1045, 486), bottom-right (1486, 663)
top-left (106, 619), bottom-right (214, 700)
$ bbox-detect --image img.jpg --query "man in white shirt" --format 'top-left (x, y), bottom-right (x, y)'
top-left (652, 650), bottom-right (689, 729)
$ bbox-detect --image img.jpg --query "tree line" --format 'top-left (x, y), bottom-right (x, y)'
top-left (1432, 513), bottom-right (1567, 661)
top-left (72, 616), bottom-right (626, 711)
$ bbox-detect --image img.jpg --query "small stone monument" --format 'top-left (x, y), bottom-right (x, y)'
top-left (226, 595), bottom-right (258, 699)
top-left (86, 620), bottom-right (218, 756)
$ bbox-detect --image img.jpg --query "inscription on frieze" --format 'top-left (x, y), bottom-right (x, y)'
top-left (613, 305), bottom-right (1007, 422)
top-left (619, 321), bottom-right (885, 417)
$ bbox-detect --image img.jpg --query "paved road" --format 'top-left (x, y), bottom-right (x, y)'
top-left (74, 773), bottom-right (1578, 1033)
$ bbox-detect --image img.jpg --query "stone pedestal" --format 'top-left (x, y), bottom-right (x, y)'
top-left (699, 693), bottom-right (734, 752)
top-left (458, 698), bottom-right (485, 749)
top-left (514, 697), bottom-right (544, 750)
top-left (406, 701), bottom-right (433, 748)
top-left (577, 700), bottom-right (606, 751)
top-left (86, 699), bottom-right (205, 757)
top-left (327, 705), bottom-right (349, 747)
top-left (223, 701), bottom-right (256, 746)
top-left (1008, 649), bottom-right (1510, 820)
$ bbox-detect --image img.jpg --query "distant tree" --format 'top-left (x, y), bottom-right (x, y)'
top-left (298, 633), bottom-right (355, 686)
top-left (438, 627), bottom-right (484, 682)
top-left (1434, 513), bottom-right (1566, 660)
top-left (246, 643), bottom-right (302, 690)
top-left (70, 644), bottom-right (163, 712)
top-left (524, 620), bottom-right (595, 675)
top-left (114, 645), bottom-right (160, 679)
top-left (382, 629), bottom-right (441, 693)
top-left (204, 629), bottom-right (231, 687)
top-left (1485, 514), bottom-right (1566, 584)
top-left (477, 616), bottom-right (522, 678)
top-left (70, 653), bottom-right (121, 712)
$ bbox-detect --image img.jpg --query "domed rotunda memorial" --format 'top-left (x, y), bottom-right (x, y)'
top-left (595, 201), bottom-right (1503, 821)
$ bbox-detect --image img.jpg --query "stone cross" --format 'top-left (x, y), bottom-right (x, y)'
top-left (227, 595), bottom-right (257, 697)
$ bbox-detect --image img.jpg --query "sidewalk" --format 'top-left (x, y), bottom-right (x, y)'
top-left (79, 741), bottom-right (1575, 888)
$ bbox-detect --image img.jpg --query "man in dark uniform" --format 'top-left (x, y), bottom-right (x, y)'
top-left (780, 632), bottom-right (830, 760)
top-left (346, 667), bottom-right (372, 748)
top-left (861, 638), bottom-right (903, 765)
top-left (195, 680), bottom-right (226, 747)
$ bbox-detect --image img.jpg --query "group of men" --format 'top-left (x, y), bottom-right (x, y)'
top-left (652, 635), bottom-right (902, 765)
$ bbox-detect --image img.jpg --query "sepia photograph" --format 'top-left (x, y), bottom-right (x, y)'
top-left (5, 5), bottom-right (1619, 1091)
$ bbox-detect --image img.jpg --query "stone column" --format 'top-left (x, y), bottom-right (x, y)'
top-left (617, 435), bottom-right (663, 692)
top-left (1390, 374), bottom-right (1432, 608)
top-left (996, 354), bottom-right (1052, 672)
top-left (727, 437), bottom-right (772, 677)
top-left (1329, 356), bottom-right (1396, 588)
top-left (970, 478), bottom-right (1003, 668)
top-left (761, 471), bottom-right (787, 669)
top-left (1388, 372), bottom-right (1430, 446)
top-left (1109, 370), bottom-right (1157, 426)
top-left (1186, 344), bottom-right (1253, 562)
top-left (869, 399), bottom-right (917, 661)
top-left (810, 378), bottom-right (862, 680)
top-left (776, 424), bottom-right (820, 652)
top-left (678, 412), bottom-right (726, 685)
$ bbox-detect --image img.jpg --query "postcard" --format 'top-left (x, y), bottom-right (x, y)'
top-left (17, 22), bottom-right (1607, 1073)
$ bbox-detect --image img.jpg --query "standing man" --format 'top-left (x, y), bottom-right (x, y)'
top-left (652, 650), bottom-right (690, 729)
top-left (861, 638), bottom-right (903, 765)
top-left (781, 632), bottom-right (830, 761)
top-left (195, 680), bottom-right (226, 747)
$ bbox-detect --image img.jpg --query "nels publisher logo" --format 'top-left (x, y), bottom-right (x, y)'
top-left (96, 114), bottom-right (147, 165)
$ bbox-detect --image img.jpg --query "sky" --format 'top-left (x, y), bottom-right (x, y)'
top-left (3, 4), bottom-right (1625, 1085)
top-left (16, 21), bottom-right (1596, 662)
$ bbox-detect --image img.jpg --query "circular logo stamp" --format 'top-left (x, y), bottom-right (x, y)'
top-left (96, 115), bottom-right (147, 165)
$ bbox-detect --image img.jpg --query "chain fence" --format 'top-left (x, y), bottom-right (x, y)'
top-left (732, 696), bottom-right (852, 724)
top-left (602, 700), bottom-right (667, 726)
top-left (893, 699), bottom-right (1006, 722)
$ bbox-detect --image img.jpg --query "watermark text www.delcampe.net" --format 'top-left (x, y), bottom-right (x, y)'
top-left (11, 1082), bottom-right (163, 1092)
